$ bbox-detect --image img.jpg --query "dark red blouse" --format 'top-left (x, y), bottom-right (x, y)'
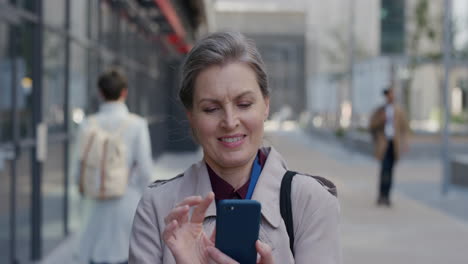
top-left (207, 150), bottom-right (267, 201)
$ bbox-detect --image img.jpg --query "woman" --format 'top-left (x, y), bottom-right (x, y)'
top-left (129, 32), bottom-right (341, 264)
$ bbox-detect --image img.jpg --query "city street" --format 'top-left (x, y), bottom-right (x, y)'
top-left (42, 125), bottom-right (468, 264)
top-left (266, 125), bottom-right (468, 264)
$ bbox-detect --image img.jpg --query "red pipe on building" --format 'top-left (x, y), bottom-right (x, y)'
top-left (153, 0), bottom-right (186, 38)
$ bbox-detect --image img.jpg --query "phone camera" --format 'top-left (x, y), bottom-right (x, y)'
top-left (230, 206), bottom-right (235, 211)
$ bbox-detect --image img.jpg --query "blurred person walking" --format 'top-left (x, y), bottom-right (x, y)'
top-left (369, 87), bottom-right (409, 207)
top-left (75, 69), bottom-right (153, 264)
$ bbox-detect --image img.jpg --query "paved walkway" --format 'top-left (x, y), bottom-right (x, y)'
top-left (267, 127), bottom-right (468, 264)
top-left (42, 126), bottom-right (468, 264)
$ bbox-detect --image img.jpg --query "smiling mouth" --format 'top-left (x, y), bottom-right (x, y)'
top-left (218, 135), bottom-right (246, 143)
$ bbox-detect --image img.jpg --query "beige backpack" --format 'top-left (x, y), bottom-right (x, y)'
top-left (78, 115), bottom-right (135, 199)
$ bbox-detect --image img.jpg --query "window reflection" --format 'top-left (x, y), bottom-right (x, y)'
top-left (43, 0), bottom-right (65, 28)
top-left (18, 22), bottom-right (34, 139)
top-left (43, 31), bottom-right (65, 132)
top-left (70, 0), bottom-right (87, 40)
top-left (42, 143), bottom-right (65, 256)
top-left (70, 43), bottom-right (87, 125)
top-left (0, 22), bottom-right (12, 143)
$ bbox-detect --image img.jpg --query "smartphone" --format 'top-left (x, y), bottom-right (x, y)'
top-left (215, 199), bottom-right (261, 264)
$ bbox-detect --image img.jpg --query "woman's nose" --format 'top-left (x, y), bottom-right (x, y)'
top-left (221, 109), bottom-right (239, 129)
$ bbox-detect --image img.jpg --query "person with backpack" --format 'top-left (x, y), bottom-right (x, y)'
top-left (129, 32), bottom-right (341, 264)
top-left (76, 69), bottom-right (153, 264)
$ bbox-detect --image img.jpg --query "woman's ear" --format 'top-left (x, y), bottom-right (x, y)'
top-left (264, 97), bottom-right (270, 121)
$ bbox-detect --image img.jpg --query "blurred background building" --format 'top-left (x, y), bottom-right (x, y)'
top-left (213, 0), bottom-right (468, 134)
top-left (1, 0), bottom-right (468, 263)
top-left (214, 0), bottom-right (307, 116)
top-left (0, 0), bottom-right (212, 262)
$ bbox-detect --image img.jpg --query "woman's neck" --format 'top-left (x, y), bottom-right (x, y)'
top-left (205, 155), bottom-right (256, 190)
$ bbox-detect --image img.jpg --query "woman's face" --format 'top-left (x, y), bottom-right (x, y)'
top-left (187, 62), bottom-right (269, 170)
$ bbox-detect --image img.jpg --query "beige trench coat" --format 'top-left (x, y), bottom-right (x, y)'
top-left (129, 147), bottom-right (341, 264)
top-left (369, 104), bottom-right (410, 161)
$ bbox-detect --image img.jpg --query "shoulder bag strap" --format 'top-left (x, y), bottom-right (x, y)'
top-left (280, 170), bottom-right (297, 256)
top-left (280, 171), bottom-right (338, 257)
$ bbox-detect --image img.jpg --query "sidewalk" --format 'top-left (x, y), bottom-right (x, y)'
top-left (267, 126), bottom-right (468, 264)
top-left (42, 126), bottom-right (468, 264)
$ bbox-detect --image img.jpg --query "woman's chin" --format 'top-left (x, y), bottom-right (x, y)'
top-left (205, 148), bottom-right (257, 169)
top-left (217, 154), bottom-right (255, 168)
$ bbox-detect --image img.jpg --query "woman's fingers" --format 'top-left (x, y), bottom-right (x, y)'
top-left (162, 219), bottom-right (178, 246)
top-left (210, 228), bottom-right (216, 244)
top-left (176, 196), bottom-right (203, 207)
top-left (164, 196), bottom-right (203, 225)
top-left (164, 205), bottom-right (190, 225)
top-left (256, 240), bottom-right (274, 264)
top-left (191, 192), bottom-right (214, 224)
top-left (206, 246), bottom-right (239, 264)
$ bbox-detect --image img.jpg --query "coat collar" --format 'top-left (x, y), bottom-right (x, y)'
top-left (251, 147), bottom-right (286, 228)
top-left (181, 146), bottom-right (286, 228)
top-left (99, 101), bottom-right (129, 115)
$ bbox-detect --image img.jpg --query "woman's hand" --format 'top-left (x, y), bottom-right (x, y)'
top-left (163, 192), bottom-right (214, 264)
top-left (163, 192), bottom-right (274, 264)
top-left (204, 240), bottom-right (274, 264)
top-left (255, 240), bottom-right (274, 264)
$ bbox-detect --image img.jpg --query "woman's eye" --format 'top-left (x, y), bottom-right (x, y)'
top-left (238, 103), bottom-right (252, 109)
top-left (203, 107), bottom-right (218, 113)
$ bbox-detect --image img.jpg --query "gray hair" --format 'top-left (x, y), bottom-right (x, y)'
top-left (179, 32), bottom-right (269, 110)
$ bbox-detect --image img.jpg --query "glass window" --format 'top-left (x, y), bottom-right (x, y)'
top-left (121, 18), bottom-right (129, 58)
top-left (0, 150), bottom-right (33, 263)
top-left (87, 49), bottom-right (100, 113)
top-left (0, 21), bottom-right (33, 141)
top-left (16, 0), bottom-right (34, 12)
top-left (69, 42), bottom-right (87, 127)
top-left (0, 22), bottom-right (12, 143)
top-left (14, 149), bottom-right (32, 263)
top-left (43, 31), bottom-right (65, 133)
top-left (42, 143), bottom-right (65, 256)
top-left (0, 157), bottom-right (11, 263)
top-left (70, 0), bottom-right (87, 40)
top-left (43, 0), bottom-right (65, 27)
top-left (68, 42), bottom-right (88, 235)
top-left (17, 22), bottom-right (34, 139)
top-left (88, 0), bottom-right (100, 41)
top-left (101, 2), bottom-right (117, 51)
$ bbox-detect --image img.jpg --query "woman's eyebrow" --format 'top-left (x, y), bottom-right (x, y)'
top-left (235, 91), bottom-right (254, 99)
top-left (197, 98), bottom-right (219, 105)
top-left (197, 91), bottom-right (255, 104)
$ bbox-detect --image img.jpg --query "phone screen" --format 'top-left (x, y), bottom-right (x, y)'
top-left (215, 199), bottom-right (261, 264)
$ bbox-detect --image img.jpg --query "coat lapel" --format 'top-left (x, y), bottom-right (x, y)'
top-left (182, 161), bottom-right (217, 218)
top-left (180, 147), bottom-right (287, 228)
top-left (251, 147), bottom-right (287, 229)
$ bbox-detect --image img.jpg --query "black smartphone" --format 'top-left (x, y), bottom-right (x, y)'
top-left (215, 199), bottom-right (261, 264)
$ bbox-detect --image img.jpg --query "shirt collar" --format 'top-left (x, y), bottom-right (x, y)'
top-left (186, 147), bottom-right (285, 228)
top-left (206, 150), bottom-right (267, 201)
top-left (207, 164), bottom-right (251, 200)
top-left (99, 101), bottom-right (129, 114)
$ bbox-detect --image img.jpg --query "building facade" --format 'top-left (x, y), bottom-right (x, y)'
top-left (0, 0), bottom-right (209, 262)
